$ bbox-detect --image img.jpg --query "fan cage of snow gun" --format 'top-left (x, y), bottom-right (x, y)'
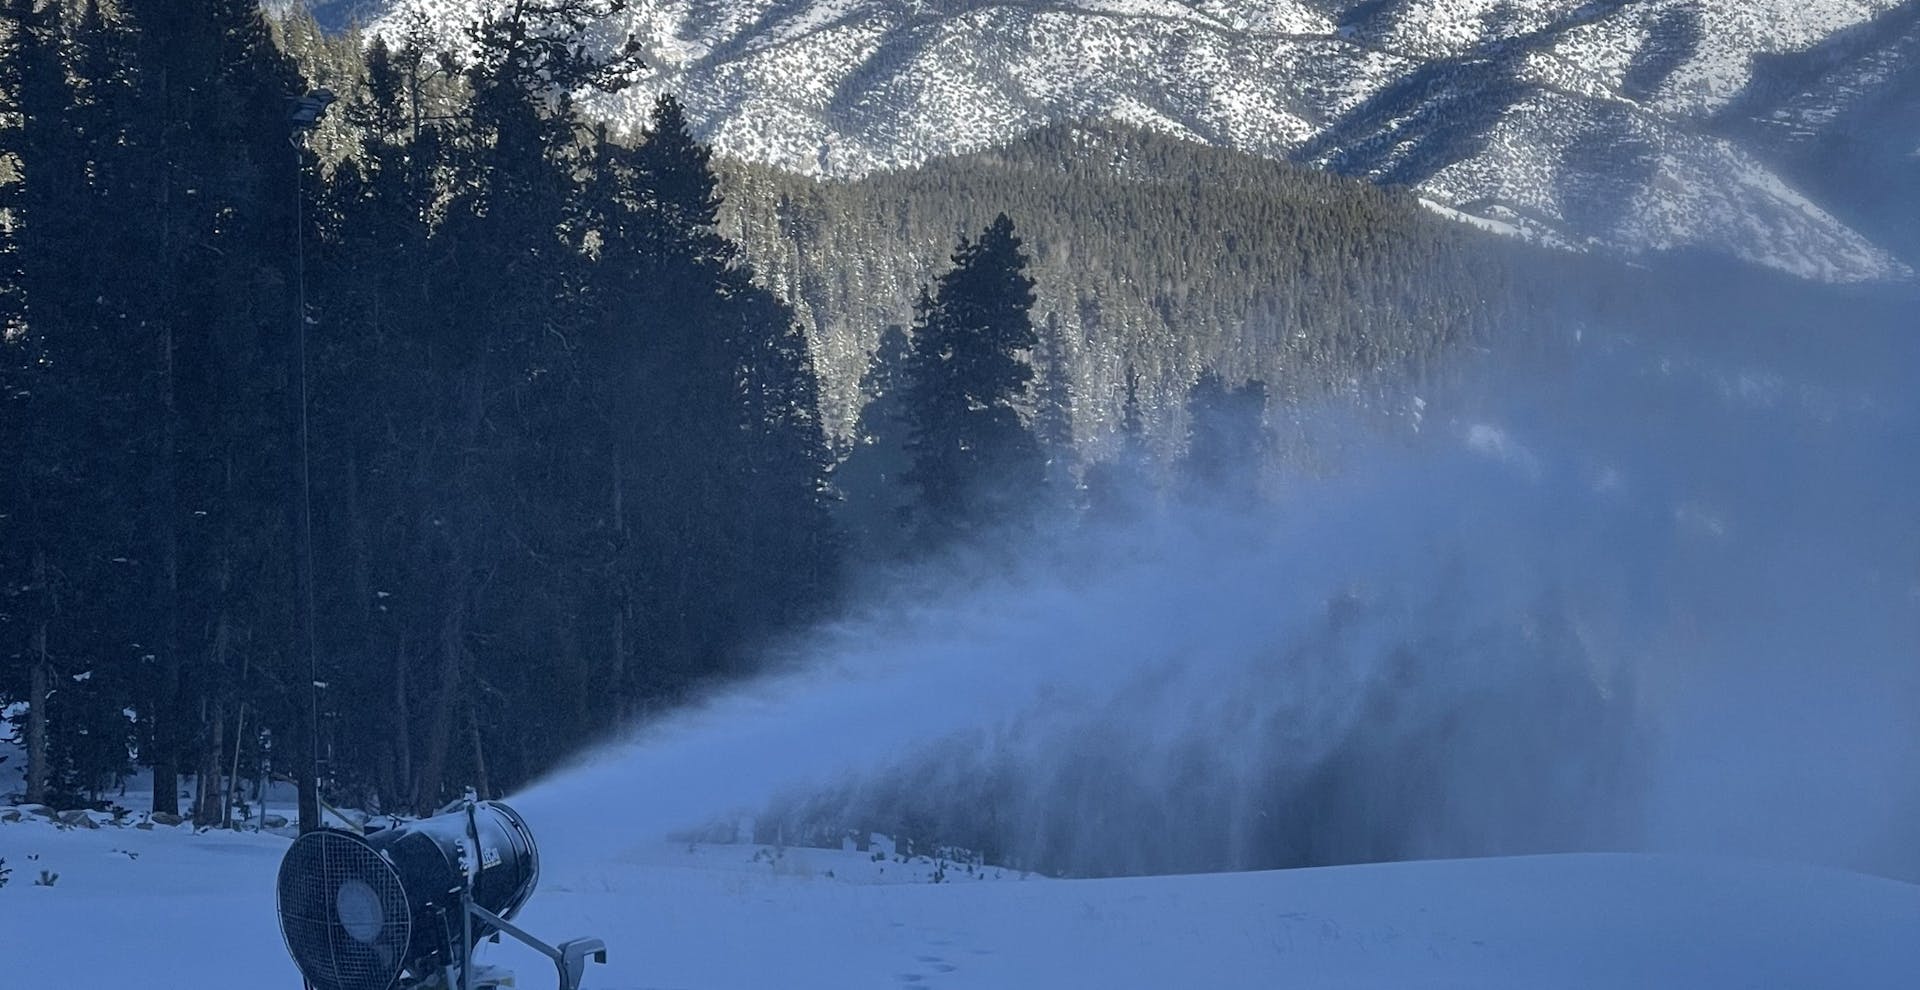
top-left (275, 800), bottom-right (539, 990)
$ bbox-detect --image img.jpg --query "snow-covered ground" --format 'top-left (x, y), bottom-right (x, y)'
top-left (6, 310), bottom-right (1920, 987)
top-left (4, 813), bottom-right (1919, 988)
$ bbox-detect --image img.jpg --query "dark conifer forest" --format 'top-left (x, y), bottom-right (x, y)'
top-left (0, 1), bottom-right (1537, 826)
top-left (716, 122), bottom-right (1526, 445)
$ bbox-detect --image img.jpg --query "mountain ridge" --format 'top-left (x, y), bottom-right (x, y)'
top-left (326, 0), bottom-right (1917, 282)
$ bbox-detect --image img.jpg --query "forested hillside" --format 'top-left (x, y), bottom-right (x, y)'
top-left (717, 122), bottom-right (1523, 446)
top-left (2, 1), bottom-right (1536, 829)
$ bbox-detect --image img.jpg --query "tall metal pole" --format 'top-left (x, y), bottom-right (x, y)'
top-left (293, 128), bottom-right (322, 835)
top-left (287, 88), bottom-right (332, 834)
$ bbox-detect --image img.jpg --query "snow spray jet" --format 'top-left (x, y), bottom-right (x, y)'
top-left (511, 291), bottom-right (1920, 885)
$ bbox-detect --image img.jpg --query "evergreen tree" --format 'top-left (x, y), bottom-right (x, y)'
top-left (634, 94), bottom-right (723, 247)
top-left (0, 0), bottom-right (147, 807)
top-left (0, 0), bottom-right (74, 808)
top-left (304, 25), bottom-right (451, 812)
top-left (1083, 363), bottom-right (1152, 520)
top-left (903, 214), bottom-right (1044, 541)
top-left (107, 0), bottom-right (313, 822)
top-left (1120, 364), bottom-right (1147, 450)
top-left (581, 92), bottom-right (837, 700)
top-left (1033, 311), bottom-right (1077, 496)
top-left (385, 0), bottom-right (641, 811)
top-left (836, 323), bottom-right (917, 560)
top-left (1182, 371), bottom-right (1270, 503)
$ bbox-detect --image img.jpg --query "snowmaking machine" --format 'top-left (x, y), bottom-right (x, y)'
top-left (274, 793), bottom-right (606, 990)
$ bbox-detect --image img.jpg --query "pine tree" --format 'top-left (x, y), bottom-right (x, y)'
top-left (0, 0), bottom-right (153, 807)
top-left (836, 323), bottom-right (918, 560)
top-left (0, 0), bottom-right (73, 809)
top-left (903, 214), bottom-right (1045, 542)
top-left (106, 0), bottom-right (313, 821)
top-left (304, 24), bottom-right (452, 812)
top-left (1083, 363), bottom-right (1153, 519)
top-left (1033, 311), bottom-right (1077, 496)
top-left (1120, 364), bottom-right (1147, 451)
top-left (583, 92), bottom-right (837, 696)
top-left (723, 272), bottom-right (839, 637)
top-left (634, 94), bottom-right (722, 245)
top-left (387, 0), bottom-right (642, 811)
top-left (1182, 371), bottom-right (1270, 503)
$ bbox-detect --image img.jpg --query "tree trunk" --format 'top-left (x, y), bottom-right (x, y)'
top-left (24, 542), bottom-right (53, 806)
top-left (613, 601), bottom-right (628, 717)
top-left (389, 640), bottom-right (412, 813)
top-left (26, 624), bottom-right (50, 808)
top-left (346, 452), bottom-right (405, 811)
top-left (196, 547), bottom-right (233, 826)
top-left (414, 572), bottom-right (467, 815)
top-left (223, 702), bottom-right (246, 829)
top-left (195, 696), bottom-right (225, 826)
top-left (151, 316), bottom-right (182, 818)
top-left (611, 444), bottom-right (628, 708)
top-left (151, 597), bottom-right (181, 815)
top-left (411, 364), bottom-right (487, 813)
top-left (148, 58), bottom-right (183, 821)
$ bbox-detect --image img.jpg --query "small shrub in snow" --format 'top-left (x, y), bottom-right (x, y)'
top-left (0, 856), bottom-right (10, 888)
top-left (33, 869), bottom-right (58, 887)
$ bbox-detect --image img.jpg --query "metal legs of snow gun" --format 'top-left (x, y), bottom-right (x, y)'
top-left (453, 794), bottom-right (608, 990)
top-left (466, 901), bottom-right (609, 990)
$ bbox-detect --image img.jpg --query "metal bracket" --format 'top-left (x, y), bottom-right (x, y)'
top-left (452, 794), bottom-right (607, 990)
top-left (466, 900), bottom-right (608, 990)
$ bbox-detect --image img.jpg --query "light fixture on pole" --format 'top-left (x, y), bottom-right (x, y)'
top-left (289, 88), bottom-right (337, 132)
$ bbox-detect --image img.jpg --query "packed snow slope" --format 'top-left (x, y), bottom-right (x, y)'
top-left (4, 815), bottom-right (1920, 988)
top-left (360, 0), bottom-right (1920, 281)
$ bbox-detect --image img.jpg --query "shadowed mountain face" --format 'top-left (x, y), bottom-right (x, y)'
top-left (355, 0), bottom-right (1915, 281)
top-left (1295, 55), bottom-right (1537, 190)
top-left (1620, 4), bottom-right (1703, 101)
top-left (1716, 1), bottom-right (1920, 264)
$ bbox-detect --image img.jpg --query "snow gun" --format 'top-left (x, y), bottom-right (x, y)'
top-left (275, 791), bottom-right (606, 990)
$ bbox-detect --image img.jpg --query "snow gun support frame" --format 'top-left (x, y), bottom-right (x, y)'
top-left (432, 792), bottom-right (607, 990)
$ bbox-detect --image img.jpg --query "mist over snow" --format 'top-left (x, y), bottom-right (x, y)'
top-left (511, 303), bottom-right (1920, 888)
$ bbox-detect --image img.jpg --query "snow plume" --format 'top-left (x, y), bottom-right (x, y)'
top-left (512, 301), bottom-right (1919, 886)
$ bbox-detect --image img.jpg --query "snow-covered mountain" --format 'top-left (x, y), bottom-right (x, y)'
top-left (353, 0), bottom-right (1920, 282)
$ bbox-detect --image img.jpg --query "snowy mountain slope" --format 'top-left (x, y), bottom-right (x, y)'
top-left (355, 0), bottom-right (1918, 281)
top-left (6, 816), bottom-right (1920, 988)
top-left (1715, 1), bottom-right (1920, 263)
